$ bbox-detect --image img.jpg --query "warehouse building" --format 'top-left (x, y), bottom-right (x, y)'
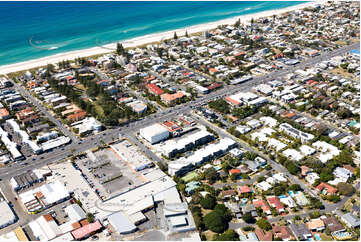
top-left (9, 169), bottom-right (49, 191)
top-left (18, 180), bottom-right (70, 213)
top-left (139, 123), bottom-right (170, 144)
top-left (108, 212), bottom-right (137, 234)
top-left (0, 201), bottom-right (17, 229)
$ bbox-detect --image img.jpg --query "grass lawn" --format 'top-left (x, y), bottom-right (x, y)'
top-left (93, 102), bottom-right (104, 117)
top-left (181, 171), bottom-right (199, 183)
top-left (335, 40), bottom-right (347, 46)
top-left (203, 230), bottom-right (217, 241)
top-left (201, 208), bottom-right (213, 216)
top-left (320, 233), bottom-right (333, 241)
top-left (330, 67), bottom-right (355, 78)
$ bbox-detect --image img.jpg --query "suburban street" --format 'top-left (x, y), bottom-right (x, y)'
top-left (9, 78), bottom-right (79, 142)
top-left (0, 42), bottom-right (358, 186)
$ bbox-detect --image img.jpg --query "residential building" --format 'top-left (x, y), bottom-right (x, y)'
top-left (289, 223), bottom-right (312, 240)
top-left (340, 213), bottom-right (360, 228)
top-left (306, 219), bottom-right (325, 232)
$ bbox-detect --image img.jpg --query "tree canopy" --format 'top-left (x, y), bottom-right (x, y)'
top-left (242, 212), bottom-right (256, 224)
top-left (204, 210), bottom-right (228, 233)
top-left (200, 194), bottom-right (217, 209)
top-left (213, 229), bottom-right (240, 241)
top-left (256, 218), bottom-right (272, 231)
top-left (337, 182), bottom-right (355, 196)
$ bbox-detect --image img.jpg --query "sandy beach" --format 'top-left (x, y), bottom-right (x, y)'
top-left (0, 1), bottom-right (322, 75)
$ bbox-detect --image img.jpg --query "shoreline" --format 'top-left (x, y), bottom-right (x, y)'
top-left (0, 1), bottom-right (321, 75)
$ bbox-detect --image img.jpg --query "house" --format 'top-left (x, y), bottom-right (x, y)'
top-left (267, 196), bottom-right (284, 213)
top-left (333, 167), bottom-right (353, 181)
top-left (316, 182), bottom-right (337, 195)
top-left (255, 228), bottom-right (273, 241)
top-left (279, 196), bottom-right (297, 208)
top-left (253, 199), bottom-right (271, 215)
top-left (236, 125), bottom-right (252, 134)
top-left (340, 213), bottom-right (360, 228)
top-left (305, 172), bottom-right (320, 185)
top-left (224, 202), bottom-right (242, 219)
top-left (219, 190), bottom-right (237, 200)
top-left (289, 223), bottom-right (312, 240)
top-left (321, 217), bottom-right (345, 233)
top-left (238, 186), bottom-right (252, 195)
top-left (293, 192), bottom-right (310, 207)
top-left (241, 204), bottom-right (257, 217)
top-left (301, 166), bottom-right (312, 177)
top-left (306, 219), bottom-right (325, 232)
top-left (244, 160), bottom-right (260, 172)
top-left (229, 169), bottom-right (241, 176)
top-left (272, 225), bottom-right (294, 240)
top-left (257, 181), bottom-right (272, 191)
top-left (246, 119), bottom-right (262, 129)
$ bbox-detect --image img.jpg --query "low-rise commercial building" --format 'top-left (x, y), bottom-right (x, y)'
top-left (140, 123), bottom-right (170, 144)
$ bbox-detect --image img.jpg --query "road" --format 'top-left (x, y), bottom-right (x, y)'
top-left (0, 42), bottom-right (358, 183)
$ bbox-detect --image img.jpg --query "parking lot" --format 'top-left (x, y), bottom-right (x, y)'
top-left (77, 148), bottom-right (146, 198)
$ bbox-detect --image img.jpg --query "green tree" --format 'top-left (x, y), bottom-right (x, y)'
top-left (200, 194), bottom-right (217, 209)
top-left (86, 213), bottom-right (95, 223)
top-left (213, 229), bottom-right (240, 241)
top-left (337, 182), bottom-right (355, 196)
top-left (204, 167), bottom-right (220, 184)
top-left (289, 184), bottom-right (302, 191)
top-left (174, 32), bottom-right (178, 40)
top-left (242, 212), bottom-right (256, 224)
top-left (214, 204), bottom-right (232, 222)
top-left (204, 211), bottom-right (228, 233)
top-left (116, 42), bottom-right (125, 56)
top-left (256, 218), bottom-right (272, 231)
top-left (234, 18), bottom-right (241, 27)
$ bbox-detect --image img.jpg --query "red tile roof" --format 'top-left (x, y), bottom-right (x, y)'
top-left (207, 82), bottom-right (222, 90)
top-left (316, 182), bottom-right (337, 195)
top-left (146, 83), bottom-right (164, 96)
top-left (255, 228), bottom-right (273, 241)
top-left (238, 186), bottom-right (252, 194)
top-left (253, 199), bottom-right (270, 212)
top-left (71, 221), bottom-right (102, 240)
top-left (229, 169), bottom-right (241, 175)
top-left (267, 196), bottom-right (284, 211)
top-left (225, 96), bottom-right (240, 105)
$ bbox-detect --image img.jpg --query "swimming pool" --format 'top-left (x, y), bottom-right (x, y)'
top-left (288, 191), bottom-right (295, 196)
top-left (314, 234), bottom-right (321, 241)
top-left (279, 195), bottom-right (287, 198)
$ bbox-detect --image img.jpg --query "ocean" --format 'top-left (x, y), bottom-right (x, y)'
top-left (0, 1), bottom-right (306, 66)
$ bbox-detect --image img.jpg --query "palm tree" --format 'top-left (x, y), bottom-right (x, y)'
top-left (173, 32), bottom-right (178, 40)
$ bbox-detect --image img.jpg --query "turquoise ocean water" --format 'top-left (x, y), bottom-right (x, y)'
top-left (0, 1), bottom-right (306, 66)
